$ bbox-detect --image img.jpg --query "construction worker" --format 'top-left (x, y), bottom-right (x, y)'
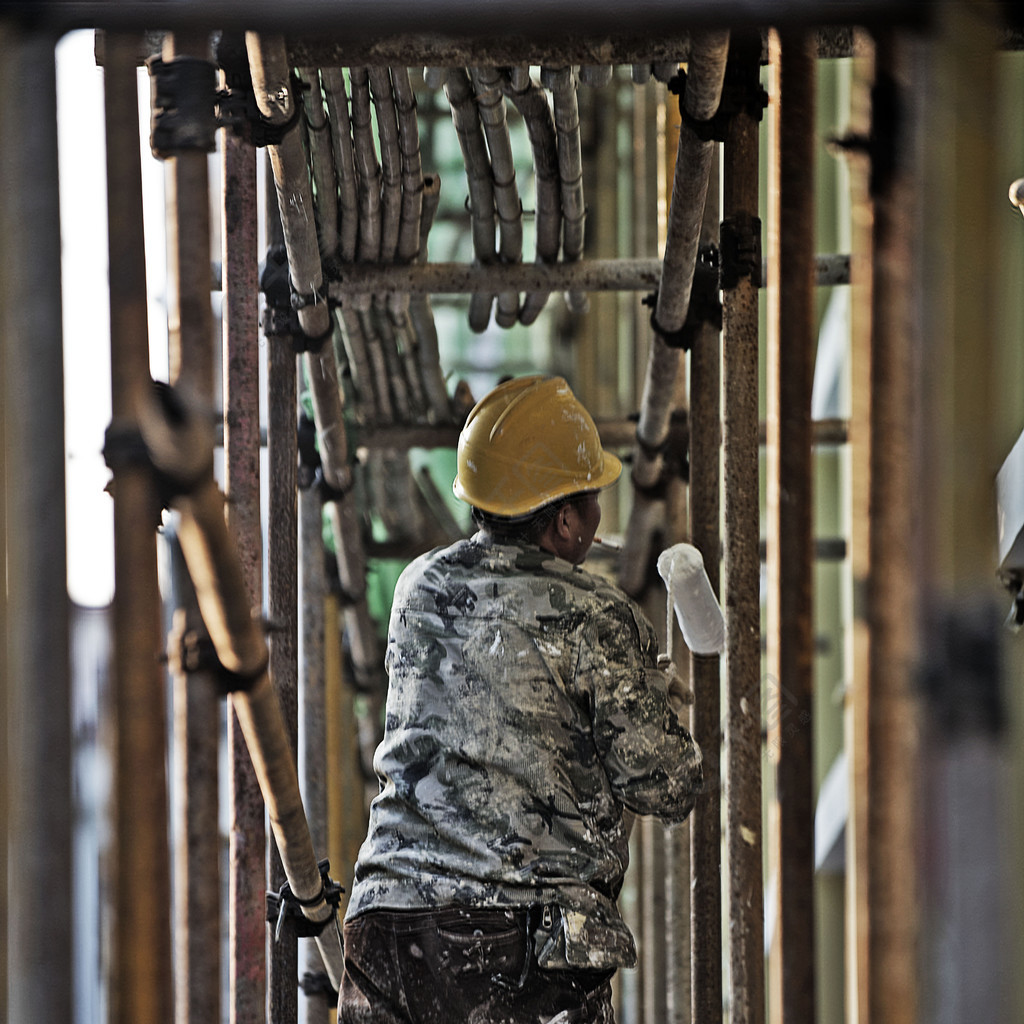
top-left (338, 375), bottom-right (703, 1024)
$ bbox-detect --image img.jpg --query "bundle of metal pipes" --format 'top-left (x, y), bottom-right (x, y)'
top-left (4, 7), bottom-right (887, 1024)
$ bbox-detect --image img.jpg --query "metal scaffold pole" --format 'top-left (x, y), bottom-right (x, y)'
top-left (102, 31), bottom-right (175, 1024)
top-left (866, 31), bottom-right (919, 1024)
top-left (767, 28), bottom-right (817, 1024)
top-left (689, 145), bottom-right (723, 1024)
top-left (300, 477), bottom-right (331, 1022)
top-left (158, 29), bottom-right (222, 1024)
top-left (1, 22), bottom-right (74, 1024)
top-left (266, 167), bottom-right (301, 1018)
top-left (721, 31), bottom-right (766, 1024)
top-left (221, 75), bottom-right (268, 1024)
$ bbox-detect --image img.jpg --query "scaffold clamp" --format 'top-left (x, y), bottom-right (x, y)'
top-left (266, 859), bottom-right (345, 943)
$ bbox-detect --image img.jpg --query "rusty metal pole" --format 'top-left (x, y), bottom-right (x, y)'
top-left (689, 145), bottom-right (723, 1024)
top-left (221, 97), bottom-right (267, 1022)
top-left (2, 24), bottom-right (73, 1023)
top-left (300, 479), bottom-right (331, 1021)
top-left (158, 29), bottom-right (221, 1024)
top-left (767, 29), bottom-right (817, 1024)
top-left (102, 31), bottom-right (174, 1024)
top-left (721, 32), bottom-right (765, 1024)
top-left (267, 186), bottom-right (300, 1024)
top-left (866, 31), bottom-right (919, 1024)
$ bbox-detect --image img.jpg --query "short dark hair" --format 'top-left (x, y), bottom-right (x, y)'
top-left (472, 492), bottom-right (591, 545)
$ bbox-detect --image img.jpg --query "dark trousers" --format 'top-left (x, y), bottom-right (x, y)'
top-left (339, 907), bottom-right (615, 1024)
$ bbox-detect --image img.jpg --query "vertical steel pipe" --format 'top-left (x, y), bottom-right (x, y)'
top-left (2, 24), bottom-right (73, 1024)
top-left (721, 32), bottom-right (765, 1024)
top-left (268, 322), bottom-right (299, 1024)
top-left (767, 29), bottom-right (817, 1024)
top-left (160, 30), bottom-right (221, 1024)
top-left (301, 484), bottom-right (331, 1021)
top-left (689, 148), bottom-right (723, 1024)
top-left (867, 32), bottom-right (918, 1024)
top-left (167, 543), bottom-right (223, 1024)
top-left (221, 117), bottom-right (267, 1023)
top-left (103, 31), bottom-right (174, 1024)
top-left (634, 29), bottom-right (729, 492)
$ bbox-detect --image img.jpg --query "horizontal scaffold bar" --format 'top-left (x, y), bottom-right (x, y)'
top-left (351, 417), bottom-right (848, 452)
top-left (11, 1), bottom-right (929, 49)
top-left (326, 254), bottom-right (850, 296)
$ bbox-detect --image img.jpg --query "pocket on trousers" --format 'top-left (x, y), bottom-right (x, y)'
top-left (434, 921), bottom-right (523, 978)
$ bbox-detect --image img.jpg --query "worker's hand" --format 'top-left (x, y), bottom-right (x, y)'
top-left (662, 660), bottom-right (695, 714)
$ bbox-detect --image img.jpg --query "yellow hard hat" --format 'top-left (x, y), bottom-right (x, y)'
top-left (453, 375), bottom-right (622, 517)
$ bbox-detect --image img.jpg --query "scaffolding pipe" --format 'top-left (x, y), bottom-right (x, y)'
top-left (221, 115), bottom-right (267, 1023)
top-left (298, 66), bottom-right (341, 268)
top-left (322, 66), bottom-right (359, 263)
top-left (689, 152), bottom-right (723, 1024)
top-left (158, 30), bottom-right (222, 1023)
top-left (14, 2), bottom-right (931, 51)
top-left (300, 483), bottom-right (331, 1020)
top-left (268, 314), bottom-right (300, 1024)
top-left (166, 538), bottom-right (223, 1024)
top-left (445, 66), bottom-right (497, 330)
top-left (249, 36), bottom-right (381, 698)
top-left (543, 65), bottom-right (588, 313)
top-left (634, 28), bottom-right (729, 492)
top-left (502, 69), bottom-right (562, 325)
top-left (394, 67), bottom-right (425, 263)
top-left (471, 65), bottom-right (523, 326)
top-left (349, 66), bottom-right (383, 269)
top-left (867, 32), bottom-right (919, 1024)
top-left (133, 448), bottom-right (348, 991)
top-left (246, 33), bottom-right (332, 341)
top-left (102, 31), bottom-right (175, 1024)
top-left (767, 29), bottom-right (817, 1024)
top-left (721, 32), bottom-right (765, 1024)
top-left (2, 24), bottom-right (73, 1024)
top-left (327, 252), bottom-right (849, 295)
top-left (369, 66), bottom-right (403, 263)
top-left (410, 174), bottom-right (454, 422)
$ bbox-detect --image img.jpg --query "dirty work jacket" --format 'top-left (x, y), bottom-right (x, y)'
top-left (345, 531), bottom-right (703, 971)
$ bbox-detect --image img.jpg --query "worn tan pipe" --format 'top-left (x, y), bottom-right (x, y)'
top-left (246, 33), bottom-right (332, 341)
top-left (170, 477), bottom-right (345, 992)
top-left (634, 28), bottom-right (730, 492)
top-left (445, 67), bottom-right (497, 331)
top-left (248, 34), bottom-right (381, 694)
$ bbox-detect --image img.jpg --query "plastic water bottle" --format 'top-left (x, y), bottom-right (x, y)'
top-left (656, 543), bottom-right (725, 656)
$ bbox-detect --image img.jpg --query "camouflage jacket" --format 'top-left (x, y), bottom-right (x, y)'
top-left (345, 532), bottom-right (703, 970)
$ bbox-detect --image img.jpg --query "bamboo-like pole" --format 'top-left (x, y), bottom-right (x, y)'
top-left (133, 393), bottom-right (346, 990)
top-left (300, 483), bottom-right (330, 1022)
top-left (325, 253), bottom-right (849, 297)
top-left (633, 29), bottom-right (730, 492)
top-left (471, 65), bottom-right (522, 326)
top-left (689, 148), bottom-right (723, 1024)
top-left (14, 3), bottom-right (928, 57)
top-left (721, 31), bottom-right (765, 1024)
top-left (767, 28), bottom-right (817, 1024)
top-left (221, 108), bottom-right (267, 1023)
top-left (543, 64), bottom-right (588, 313)
top-left (297, 66), bottom-right (341, 268)
top-left (103, 31), bottom-right (175, 1024)
top-left (159, 30), bottom-right (222, 1024)
top-left (268, 307), bottom-right (299, 1024)
top-left (502, 70), bottom-right (561, 325)
top-left (2, 24), bottom-right (73, 1024)
top-left (248, 33), bottom-right (382, 697)
top-left (867, 31), bottom-right (918, 1024)
top-left (445, 66), bottom-right (497, 331)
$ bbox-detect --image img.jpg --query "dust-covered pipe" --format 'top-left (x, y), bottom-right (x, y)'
top-left (634, 29), bottom-right (729, 492)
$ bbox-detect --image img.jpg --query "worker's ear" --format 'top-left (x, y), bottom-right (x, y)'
top-left (554, 500), bottom-right (577, 541)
